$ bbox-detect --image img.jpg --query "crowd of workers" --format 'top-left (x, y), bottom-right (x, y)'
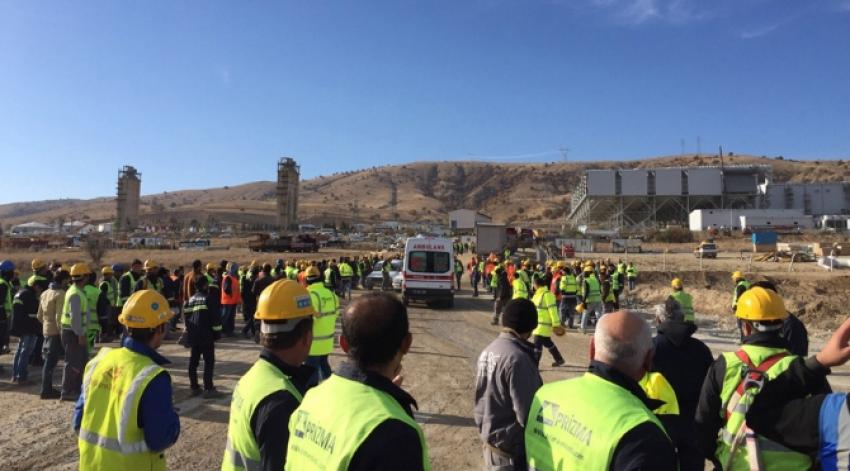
top-left (0, 250), bottom-right (848, 470)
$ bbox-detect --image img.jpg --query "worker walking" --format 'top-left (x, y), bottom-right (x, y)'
top-left (558, 265), bottom-right (578, 328)
top-left (694, 286), bottom-right (830, 470)
top-left (221, 262), bottom-right (241, 338)
top-left (475, 299), bottom-right (542, 470)
top-left (338, 258), bottom-right (354, 301)
top-left (669, 278), bottom-right (695, 324)
top-left (511, 269), bottom-right (529, 300)
top-left (222, 280), bottom-right (317, 470)
top-left (454, 256), bottom-right (464, 291)
top-left (38, 270), bottom-right (69, 399)
top-left (61, 263), bottom-right (92, 401)
top-left (73, 289), bottom-right (180, 470)
top-left (531, 277), bottom-right (565, 367)
top-left (626, 262), bottom-right (638, 290)
top-left (285, 293), bottom-right (430, 470)
top-left (731, 270), bottom-right (751, 341)
top-left (491, 263), bottom-right (512, 326)
top-left (184, 275), bottom-right (223, 397)
top-left (304, 266), bottom-right (340, 387)
top-left (524, 310), bottom-right (677, 469)
top-left (579, 266), bottom-right (602, 334)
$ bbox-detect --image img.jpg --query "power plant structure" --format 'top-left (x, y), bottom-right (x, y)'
top-left (276, 157), bottom-right (300, 229)
top-left (567, 165), bottom-right (772, 230)
top-left (115, 165), bottom-right (141, 232)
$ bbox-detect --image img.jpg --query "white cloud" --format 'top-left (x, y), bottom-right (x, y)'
top-left (738, 21), bottom-right (782, 39)
top-left (591, 0), bottom-right (711, 25)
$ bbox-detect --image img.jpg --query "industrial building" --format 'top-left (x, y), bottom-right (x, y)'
top-left (276, 157), bottom-right (300, 229)
top-left (567, 165), bottom-right (771, 229)
top-left (116, 165), bottom-right (141, 232)
top-left (448, 209), bottom-right (492, 233)
top-left (688, 209), bottom-right (811, 232)
top-left (759, 181), bottom-right (850, 216)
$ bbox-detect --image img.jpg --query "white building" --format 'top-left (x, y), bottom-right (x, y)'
top-left (689, 209), bottom-right (809, 231)
top-left (448, 209), bottom-right (492, 232)
top-left (760, 181), bottom-right (850, 216)
top-left (10, 221), bottom-right (55, 235)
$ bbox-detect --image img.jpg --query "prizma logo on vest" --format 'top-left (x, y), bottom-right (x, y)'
top-left (536, 400), bottom-right (593, 446)
top-left (292, 410), bottom-right (336, 453)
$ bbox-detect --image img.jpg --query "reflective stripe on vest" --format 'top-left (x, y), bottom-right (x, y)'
top-left (639, 372), bottom-right (679, 415)
top-left (532, 288), bottom-right (557, 337)
top-left (307, 284), bottom-right (339, 356)
top-left (78, 347), bottom-right (166, 470)
top-left (61, 285), bottom-right (89, 328)
top-left (223, 358), bottom-right (303, 471)
top-left (118, 272), bottom-right (137, 305)
top-left (512, 278), bottom-right (528, 299)
top-left (285, 374), bottom-right (430, 470)
top-left (525, 373), bottom-right (667, 470)
top-left (715, 345), bottom-right (811, 471)
top-left (84, 284), bottom-right (102, 331)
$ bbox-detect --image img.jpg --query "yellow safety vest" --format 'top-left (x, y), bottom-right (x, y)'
top-left (532, 288), bottom-right (558, 337)
top-left (222, 358), bottom-right (303, 471)
top-left (78, 347), bottom-right (167, 471)
top-left (306, 283), bottom-right (339, 356)
top-left (639, 372), bottom-right (680, 415)
top-left (583, 275), bottom-right (601, 303)
top-left (84, 284), bottom-right (102, 332)
top-left (670, 290), bottom-right (695, 322)
top-left (525, 373), bottom-right (667, 470)
top-left (339, 263), bottom-right (354, 278)
top-left (559, 274), bottom-right (577, 294)
top-left (61, 284), bottom-right (89, 328)
top-left (118, 272), bottom-right (137, 306)
top-left (512, 278), bottom-right (528, 300)
top-left (0, 278), bottom-right (13, 315)
top-left (732, 280), bottom-right (751, 308)
top-left (715, 345), bottom-right (811, 471)
top-left (285, 374), bottom-right (430, 470)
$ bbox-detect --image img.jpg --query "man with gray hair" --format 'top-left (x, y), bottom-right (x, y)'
top-left (524, 310), bottom-right (676, 470)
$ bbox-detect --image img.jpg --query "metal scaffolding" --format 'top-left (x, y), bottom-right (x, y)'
top-left (276, 157), bottom-right (300, 229)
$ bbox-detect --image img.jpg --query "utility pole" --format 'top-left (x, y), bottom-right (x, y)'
top-left (680, 138), bottom-right (685, 156)
top-left (558, 146), bottom-right (570, 163)
top-left (697, 136), bottom-right (702, 156)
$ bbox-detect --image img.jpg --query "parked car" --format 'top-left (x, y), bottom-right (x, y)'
top-left (365, 259), bottom-right (403, 289)
top-left (694, 241), bottom-right (718, 259)
top-left (392, 273), bottom-right (403, 291)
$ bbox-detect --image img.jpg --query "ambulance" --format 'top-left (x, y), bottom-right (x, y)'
top-left (402, 236), bottom-right (454, 308)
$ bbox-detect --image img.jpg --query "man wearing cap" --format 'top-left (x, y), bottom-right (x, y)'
top-left (61, 263), bottom-right (92, 401)
top-left (10, 276), bottom-right (49, 384)
top-left (74, 289), bottom-right (180, 469)
top-left (222, 280), bottom-right (316, 471)
top-left (475, 299), bottom-right (542, 470)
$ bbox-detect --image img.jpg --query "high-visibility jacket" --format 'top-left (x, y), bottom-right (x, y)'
top-left (611, 271), bottom-right (620, 291)
top-left (559, 274), bottom-right (578, 294)
top-left (454, 260), bottom-right (463, 275)
top-left (204, 273), bottom-right (219, 290)
top-left (221, 274), bottom-right (242, 305)
top-left (138, 277), bottom-right (163, 293)
top-left (99, 278), bottom-right (118, 307)
top-left (0, 278), bottom-right (13, 316)
top-left (550, 274), bottom-right (562, 301)
top-left (324, 268), bottom-right (334, 287)
top-left (490, 267), bottom-right (501, 289)
top-left (715, 345), bottom-right (811, 471)
top-left (532, 288), bottom-right (558, 337)
top-left (639, 372), bottom-right (679, 415)
top-left (78, 347), bottom-right (168, 470)
top-left (511, 278), bottom-right (528, 300)
top-left (582, 275), bottom-right (601, 303)
top-left (84, 284), bottom-right (102, 332)
top-left (339, 263), bottom-right (354, 278)
top-left (626, 265), bottom-right (638, 279)
top-left (61, 284), bottom-right (89, 328)
top-left (285, 374), bottom-right (430, 470)
top-left (285, 266), bottom-right (298, 280)
top-left (732, 280), bottom-right (751, 308)
top-left (617, 263), bottom-right (626, 274)
top-left (670, 290), bottom-right (695, 322)
top-left (525, 373), bottom-right (667, 470)
top-left (306, 283), bottom-right (339, 356)
top-left (517, 270), bottom-right (531, 288)
top-left (222, 358), bottom-right (303, 471)
top-left (118, 272), bottom-right (137, 306)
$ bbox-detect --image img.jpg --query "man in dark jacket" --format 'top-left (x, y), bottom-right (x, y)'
top-left (750, 281), bottom-right (810, 357)
top-left (475, 299), bottom-right (541, 470)
top-left (183, 275), bottom-right (222, 398)
top-left (491, 265), bottom-right (512, 325)
top-left (240, 263), bottom-right (259, 339)
top-left (10, 277), bottom-right (48, 383)
top-left (650, 298), bottom-right (714, 471)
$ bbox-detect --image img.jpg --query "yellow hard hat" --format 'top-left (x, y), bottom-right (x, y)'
top-left (31, 258), bottom-right (46, 271)
top-left (576, 303), bottom-right (586, 314)
top-left (735, 287), bottom-right (788, 321)
top-left (583, 266), bottom-right (593, 273)
top-left (70, 263), bottom-right (92, 278)
top-left (305, 266), bottom-right (321, 279)
top-left (671, 278), bottom-right (683, 289)
top-left (144, 259), bottom-right (158, 270)
top-left (731, 271), bottom-right (744, 281)
top-left (101, 266), bottom-right (114, 276)
top-left (254, 280), bottom-right (317, 322)
top-left (119, 290), bottom-right (174, 329)
top-left (206, 262), bottom-right (217, 271)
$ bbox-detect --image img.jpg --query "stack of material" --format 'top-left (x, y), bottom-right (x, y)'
top-left (752, 232), bottom-right (778, 253)
top-left (813, 242), bottom-right (843, 257)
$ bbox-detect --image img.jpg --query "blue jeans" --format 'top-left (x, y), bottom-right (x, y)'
top-left (13, 334), bottom-right (37, 381)
top-left (305, 355), bottom-right (332, 389)
top-left (340, 278), bottom-right (352, 301)
top-left (221, 304), bottom-right (237, 335)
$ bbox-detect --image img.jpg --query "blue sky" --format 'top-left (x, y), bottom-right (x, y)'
top-left (1, 0), bottom-right (849, 203)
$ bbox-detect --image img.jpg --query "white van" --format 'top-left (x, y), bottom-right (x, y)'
top-left (402, 237), bottom-right (454, 308)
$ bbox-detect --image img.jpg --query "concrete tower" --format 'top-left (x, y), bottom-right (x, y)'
top-left (276, 157), bottom-right (300, 229)
top-left (116, 165), bottom-right (141, 232)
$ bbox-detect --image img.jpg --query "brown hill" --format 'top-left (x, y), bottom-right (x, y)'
top-left (2, 154), bottom-right (848, 230)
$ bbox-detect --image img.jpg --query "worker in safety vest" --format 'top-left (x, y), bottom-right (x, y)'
top-left (731, 270), bottom-right (751, 341)
top-left (511, 268), bottom-right (529, 300)
top-left (531, 277), bottom-right (565, 367)
top-left (285, 292), bottom-right (430, 470)
top-left (304, 266), bottom-right (340, 387)
top-left (626, 262), bottom-right (638, 290)
top-left (558, 265), bottom-right (579, 328)
top-left (222, 280), bottom-right (317, 470)
top-left (338, 258), bottom-right (354, 301)
top-left (83, 272), bottom-right (106, 350)
top-left (491, 262), bottom-right (512, 326)
top-left (119, 259), bottom-right (143, 307)
top-left (59, 263), bottom-right (91, 401)
top-left (668, 278), bottom-right (695, 324)
top-left (694, 286), bottom-right (831, 470)
top-left (99, 266), bottom-right (119, 341)
top-left (221, 262), bottom-right (242, 337)
top-left (73, 289), bottom-right (180, 470)
top-left (525, 310), bottom-right (677, 469)
top-left (578, 266), bottom-right (602, 335)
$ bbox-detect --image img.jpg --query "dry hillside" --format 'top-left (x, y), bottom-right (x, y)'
top-left (2, 154), bottom-right (848, 229)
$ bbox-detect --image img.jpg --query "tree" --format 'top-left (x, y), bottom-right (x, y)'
top-left (84, 235), bottom-right (109, 267)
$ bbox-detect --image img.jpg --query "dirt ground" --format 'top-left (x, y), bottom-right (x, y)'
top-left (0, 248), bottom-right (849, 470)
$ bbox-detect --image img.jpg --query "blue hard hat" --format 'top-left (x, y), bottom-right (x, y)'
top-left (0, 260), bottom-right (15, 272)
top-left (111, 263), bottom-right (123, 272)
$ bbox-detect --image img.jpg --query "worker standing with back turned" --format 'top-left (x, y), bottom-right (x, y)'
top-left (668, 277), bottom-right (695, 324)
top-left (74, 289), bottom-right (180, 470)
top-left (304, 266), bottom-right (340, 387)
top-left (222, 280), bottom-right (317, 471)
top-left (60, 263), bottom-right (91, 402)
top-left (285, 292), bottom-right (430, 470)
top-left (530, 277), bottom-right (565, 367)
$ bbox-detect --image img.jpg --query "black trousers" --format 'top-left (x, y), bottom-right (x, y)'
top-left (533, 335), bottom-right (564, 365)
top-left (188, 343), bottom-right (215, 390)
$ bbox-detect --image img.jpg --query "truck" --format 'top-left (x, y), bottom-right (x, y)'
top-left (694, 240), bottom-right (718, 259)
top-left (475, 222), bottom-right (507, 256)
top-left (612, 239), bottom-right (642, 253)
top-left (248, 233), bottom-right (319, 253)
